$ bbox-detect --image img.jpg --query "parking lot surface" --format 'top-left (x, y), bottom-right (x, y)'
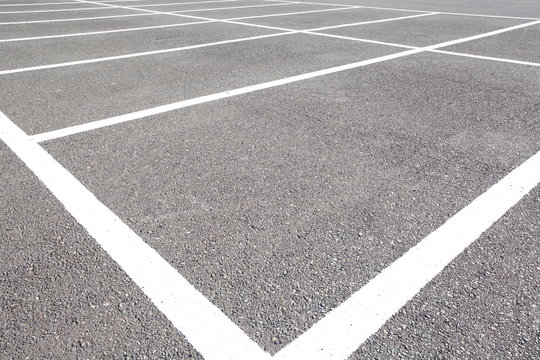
top-left (1, 0), bottom-right (539, 359)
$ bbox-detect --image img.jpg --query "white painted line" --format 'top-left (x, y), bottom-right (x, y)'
top-left (0, 12), bottom-right (155, 24)
top-left (0, 0), bottom-right (139, 5)
top-left (0, 111), bottom-right (271, 360)
top-left (168, 2), bottom-right (292, 14)
top-left (306, 30), bottom-right (416, 49)
top-left (96, 0), bottom-right (145, 2)
top-left (304, 32), bottom-right (540, 66)
top-left (267, 0), bottom-right (540, 20)
top-left (0, 5), bottom-right (354, 43)
top-left (79, 0), bottom-right (380, 41)
top-left (308, 11), bottom-right (438, 31)
top-left (275, 150), bottom-right (540, 360)
top-left (431, 49), bottom-right (540, 67)
top-left (0, 31), bottom-right (294, 76)
top-left (0, 10), bottom-right (431, 67)
top-left (87, 0), bottom-right (540, 60)
top-left (88, 0), bottom-right (530, 53)
top-left (420, 19), bottom-right (540, 49)
top-left (0, 5), bottom-right (114, 13)
top-left (409, 8), bottom-right (540, 20)
top-left (0, 1), bottom-right (296, 42)
top-left (2, 1), bottom-right (534, 74)
top-left (28, 48), bottom-right (422, 143)
top-left (74, 0), bottom-right (346, 24)
top-left (6, 50), bottom-right (540, 360)
top-left (71, 0), bottom-right (428, 42)
top-left (0, 20), bottom-right (213, 42)
top-left (29, 18), bottom-right (540, 141)
top-left (267, 0), bottom-right (354, 8)
top-left (230, 5), bottom-right (359, 21)
top-left (0, 0), bottom-right (237, 13)
top-left (266, 0), bottom-right (430, 13)
top-left (136, 0), bottom-right (241, 7)
top-left (0, 2), bottom-right (347, 24)
top-left (0, 3), bottom-right (291, 38)
top-left (0, 1), bottom-right (85, 6)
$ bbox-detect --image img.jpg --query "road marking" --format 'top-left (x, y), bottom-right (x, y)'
top-left (73, 0), bottom-right (350, 29)
top-left (27, 49), bottom-right (419, 143)
top-left (307, 12), bottom-right (437, 31)
top-left (0, 1), bottom-right (304, 43)
top-left (431, 49), bottom-right (540, 67)
top-left (230, 5), bottom-right (358, 20)
top-left (0, 2), bottom-right (347, 24)
top-left (136, 0), bottom-right (248, 8)
top-left (87, 0), bottom-right (535, 53)
top-left (0, 0), bottom-right (239, 13)
top-left (0, 20), bottom-right (214, 42)
top-left (0, 0), bottom-right (141, 5)
top-left (2, 1), bottom-right (533, 77)
top-left (0, 8), bottom-right (427, 43)
top-left (2, 6), bottom-right (539, 360)
top-left (28, 17), bottom-right (540, 141)
top-left (275, 150), bottom-right (540, 360)
top-left (268, 0), bottom-right (540, 20)
top-left (0, 6), bottom-right (439, 71)
top-left (0, 11), bottom-right (435, 72)
top-left (4, 70), bottom-right (540, 360)
top-left (0, 31), bottom-right (297, 76)
top-left (164, 2), bottom-right (294, 14)
top-left (307, 32), bottom-right (540, 65)
top-left (137, 0), bottom-right (240, 7)
top-left (307, 30), bottom-right (416, 49)
top-left (0, 5), bottom-right (114, 13)
top-left (0, 111), bottom-right (272, 360)
top-left (0, 12), bottom-right (155, 25)
top-left (0, 1), bottom-right (94, 6)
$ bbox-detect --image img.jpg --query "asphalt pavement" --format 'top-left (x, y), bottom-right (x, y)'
top-left (1, 0), bottom-right (538, 359)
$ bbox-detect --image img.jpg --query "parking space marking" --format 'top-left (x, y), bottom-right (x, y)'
top-left (160, 2), bottom-right (293, 14)
top-left (0, 6), bottom-right (116, 13)
top-left (274, 150), bottom-right (540, 359)
top-left (0, 0), bottom-right (240, 13)
top-left (0, 4), bottom-right (356, 42)
top-left (84, 0), bottom-right (537, 57)
top-left (0, 1), bottom-right (349, 24)
top-left (310, 32), bottom-right (540, 66)
top-left (0, 0), bottom-right (141, 5)
top-left (0, 19), bottom-right (214, 42)
top-left (136, 0), bottom-right (241, 7)
top-left (0, 11), bottom-right (438, 73)
top-left (0, 1), bottom-right (93, 6)
top-left (305, 12), bottom-right (437, 31)
top-left (0, 31), bottom-right (297, 75)
top-left (0, 12), bottom-right (155, 25)
top-left (431, 49), bottom-right (540, 67)
top-left (2, 1), bottom-right (533, 77)
top-left (135, 0), bottom-right (250, 8)
top-left (270, 0), bottom-right (540, 20)
top-left (227, 5), bottom-right (358, 20)
top-left (0, 12), bottom-right (430, 49)
top-left (26, 17), bottom-right (539, 142)
top-left (0, 110), bottom-right (272, 360)
top-left (4, 49), bottom-right (540, 360)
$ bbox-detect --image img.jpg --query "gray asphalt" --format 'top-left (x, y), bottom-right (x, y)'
top-left (1, 0), bottom-right (539, 359)
top-left (353, 185), bottom-right (540, 360)
top-left (0, 144), bottom-right (202, 360)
